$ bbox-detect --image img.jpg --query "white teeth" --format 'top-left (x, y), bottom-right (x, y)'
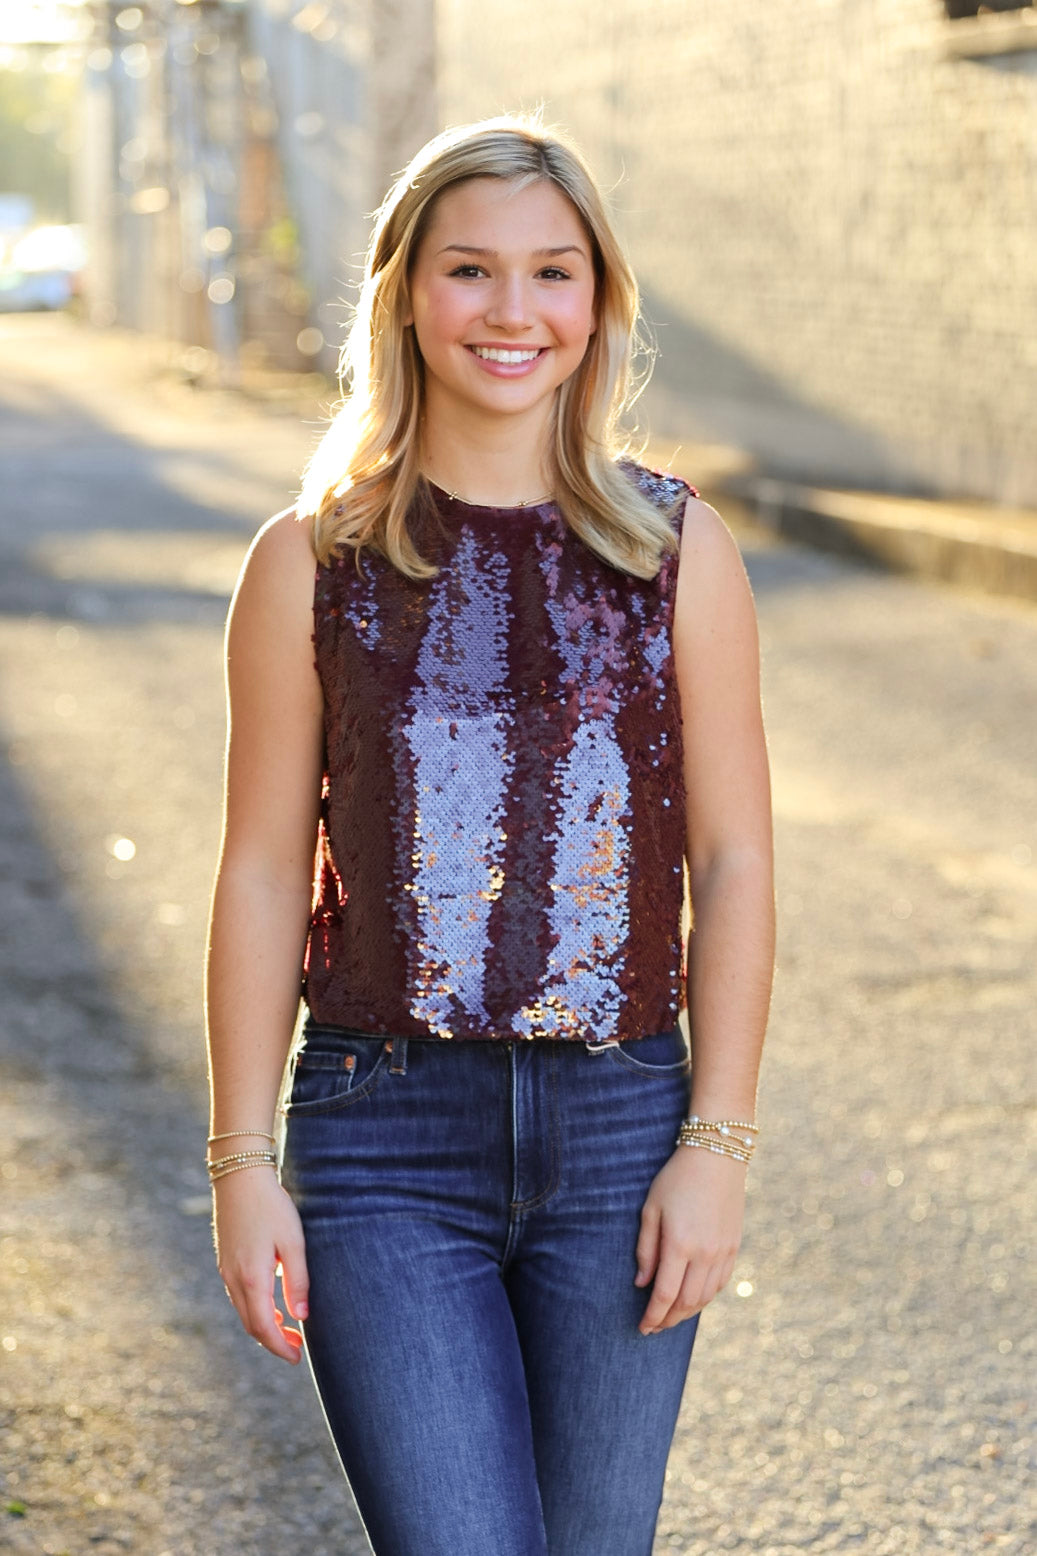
top-left (470, 346), bottom-right (541, 364)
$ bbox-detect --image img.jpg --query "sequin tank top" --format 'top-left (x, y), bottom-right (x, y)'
top-left (304, 462), bottom-right (698, 1043)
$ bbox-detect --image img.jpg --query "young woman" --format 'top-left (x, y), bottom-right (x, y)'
top-left (205, 115), bottom-right (774, 1556)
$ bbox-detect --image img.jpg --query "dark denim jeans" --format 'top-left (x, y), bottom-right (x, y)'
top-left (281, 1021), bottom-right (699, 1556)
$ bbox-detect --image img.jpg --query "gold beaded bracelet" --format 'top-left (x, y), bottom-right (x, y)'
top-left (207, 1149), bottom-right (278, 1172)
top-left (685, 1115), bottom-right (758, 1140)
top-left (677, 1136), bottom-right (753, 1164)
top-left (676, 1115), bottom-right (758, 1164)
top-left (207, 1129), bottom-right (276, 1146)
top-left (676, 1120), bottom-right (756, 1142)
top-left (208, 1157), bottom-right (279, 1184)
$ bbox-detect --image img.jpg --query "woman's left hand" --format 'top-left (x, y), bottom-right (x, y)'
top-left (634, 1146), bottom-right (747, 1335)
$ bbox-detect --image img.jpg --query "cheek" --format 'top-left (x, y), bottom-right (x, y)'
top-left (560, 293), bottom-right (598, 345)
top-left (416, 279), bottom-right (470, 337)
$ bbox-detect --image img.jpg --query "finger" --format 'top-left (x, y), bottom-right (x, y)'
top-left (659, 1254), bottom-right (730, 1328)
top-left (273, 1306), bottom-right (306, 1356)
top-left (634, 1204), bottom-right (661, 1288)
top-left (276, 1238), bottom-right (310, 1322)
top-left (669, 1262), bottom-right (717, 1326)
top-left (638, 1250), bottom-right (688, 1335)
top-left (643, 1245), bottom-right (733, 1332)
top-left (703, 1244), bottom-right (734, 1307)
top-left (236, 1268), bottom-right (303, 1364)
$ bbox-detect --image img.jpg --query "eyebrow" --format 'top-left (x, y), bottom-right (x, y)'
top-left (435, 244), bottom-right (588, 260)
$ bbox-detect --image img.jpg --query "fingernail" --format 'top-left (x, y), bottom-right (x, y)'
top-left (640, 1327), bottom-right (656, 1337)
top-left (297, 1303), bottom-right (308, 1319)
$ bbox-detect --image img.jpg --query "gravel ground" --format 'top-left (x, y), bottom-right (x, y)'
top-left (0, 314), bottom-right (1033, 1555)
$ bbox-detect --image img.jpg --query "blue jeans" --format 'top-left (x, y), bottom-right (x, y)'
top-left (281, 1021), bottom-right (699, 1556)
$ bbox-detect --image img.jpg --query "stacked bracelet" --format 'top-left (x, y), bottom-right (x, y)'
top-left (675, 1115), bottom-right (758, 1165)
top-left (206, 1128), bottom-right (276, 1182)
top-left (207, 1148), bottom-right (278, 1183)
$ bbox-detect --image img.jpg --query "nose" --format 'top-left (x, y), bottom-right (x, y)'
top-left (483, 273), bottom-right (533, 333)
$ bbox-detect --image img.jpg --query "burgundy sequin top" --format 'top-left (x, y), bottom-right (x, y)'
top-left (304, 462), bottom-right (698, 1043)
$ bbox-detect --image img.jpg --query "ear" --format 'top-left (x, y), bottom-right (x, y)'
top-left (402, 289), bottom-right (414, 328)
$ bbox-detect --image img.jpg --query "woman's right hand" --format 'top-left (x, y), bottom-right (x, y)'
top-left (212, 1167), bottom-right (310, 1364)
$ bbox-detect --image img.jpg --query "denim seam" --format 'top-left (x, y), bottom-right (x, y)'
top-left (605, 1051), bottom-right (691, 1078)
top-left (508, 1045), bottom-right (561, 1215)
top-left (284, 1053), bottom-right (389, 1115)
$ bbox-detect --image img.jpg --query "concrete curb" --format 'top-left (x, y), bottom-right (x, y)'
top-left (732, 476), bottom-right (1037, 606)
top-left (645, 442), bottom-right (1037, 606)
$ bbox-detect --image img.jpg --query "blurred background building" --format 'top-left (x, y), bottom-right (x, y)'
top-left (1, 0), bottom-right (1034, 506)
top-left (438, 0), bottom-right (1037, 508)
top-left (70, 0), bottom-right (435, 379)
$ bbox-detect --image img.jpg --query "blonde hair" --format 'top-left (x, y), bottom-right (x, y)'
top-left (297, 112), bottom-right (679, 579)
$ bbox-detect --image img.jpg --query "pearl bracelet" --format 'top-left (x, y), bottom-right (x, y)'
top-left (675, 1115), bottom-right (758, 1163)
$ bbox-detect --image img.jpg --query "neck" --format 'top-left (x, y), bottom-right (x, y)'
top-left (420, 396), bottom-right (555, 508)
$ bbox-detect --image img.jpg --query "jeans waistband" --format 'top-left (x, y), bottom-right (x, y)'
top-left (301, 1018), bottom-right (627, 1074)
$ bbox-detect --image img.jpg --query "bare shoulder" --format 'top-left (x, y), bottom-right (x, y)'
top-left (675, 495), bottom-right (755, 614)
top-left (252, 504), bottom-right (314, 555)
top-left (230, 506), bottom-right (315, 625)
top-left (238, 505), bottom-right (315, 589)
top-left (221, 508), bottom-right (324, 853)
top-left (225, 506), bottom-right (319, 710)
top-left (678, 495), bottom-right (744, 565)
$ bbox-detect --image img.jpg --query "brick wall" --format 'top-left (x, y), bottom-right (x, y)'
top-left (436, 0), bottom-right (1037, 506)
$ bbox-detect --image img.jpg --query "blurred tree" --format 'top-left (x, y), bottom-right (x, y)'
top-left (0, 53), bottom-right (77, 223)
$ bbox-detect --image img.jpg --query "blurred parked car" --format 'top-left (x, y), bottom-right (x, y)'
top-left (0, 224), bottom-right (88, 312)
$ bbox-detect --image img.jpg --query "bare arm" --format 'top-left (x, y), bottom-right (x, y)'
top-left (205, 507), bottom-right (325, 1362)
top-left (636, 496), bottom-right (775, 1334)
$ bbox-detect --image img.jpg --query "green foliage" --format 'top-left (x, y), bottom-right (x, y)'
top-left (262, 214), bottom-right (301, 267)
top-left (0, 56), bottom-right (77, 223)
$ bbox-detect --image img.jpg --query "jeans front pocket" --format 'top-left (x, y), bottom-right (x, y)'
top-left (602, 1026), bottom-right (691, 1079)
top-left (286, 1028), bottom-right (390, 1116)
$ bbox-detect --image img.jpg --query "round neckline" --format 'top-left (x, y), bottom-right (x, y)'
top-left (426, 478), bottom-right (555, 514)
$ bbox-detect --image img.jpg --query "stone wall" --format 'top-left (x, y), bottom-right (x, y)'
top-left (436, 0), bottom-right (1037, 505)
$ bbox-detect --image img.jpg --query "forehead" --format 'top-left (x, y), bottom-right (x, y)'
top-left (420, 176), bottom-right (590, 250)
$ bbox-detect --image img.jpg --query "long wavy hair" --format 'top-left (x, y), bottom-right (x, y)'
top-left (297, 113), bottom-right (679, 579)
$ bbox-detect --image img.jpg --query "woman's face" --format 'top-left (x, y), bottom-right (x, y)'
top-left (405, 176), bottom-right (598, 431)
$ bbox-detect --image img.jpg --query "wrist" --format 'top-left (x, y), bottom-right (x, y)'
top-left (674, 1139), bottom-right (754, 1168)
top-left (207, 1125), bottom-right (277, 1160)
top-left (676, 1112), bottom-right (758, 1165)
top-left (687, 1093), bottom-right (757, 1119)
top-left (209, 1159), bottom-right (279, 1187)
top-left (207, 1130), bottom-right (275, 1150)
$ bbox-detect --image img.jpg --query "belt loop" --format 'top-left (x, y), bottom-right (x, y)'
top-left (389, 1034), bottom-right (408, 1074)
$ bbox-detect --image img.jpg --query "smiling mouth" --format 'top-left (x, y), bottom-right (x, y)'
top-left (467, 346), bottom-right (545, 364)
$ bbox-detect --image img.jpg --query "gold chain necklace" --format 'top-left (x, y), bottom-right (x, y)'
top-left (427, 475), bottom-right (554, 508)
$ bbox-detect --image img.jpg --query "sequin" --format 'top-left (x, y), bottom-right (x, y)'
top-left (404, 530), bottom-right (513, 1036)
top-left (304, 462), bottom-right (697, 1043)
